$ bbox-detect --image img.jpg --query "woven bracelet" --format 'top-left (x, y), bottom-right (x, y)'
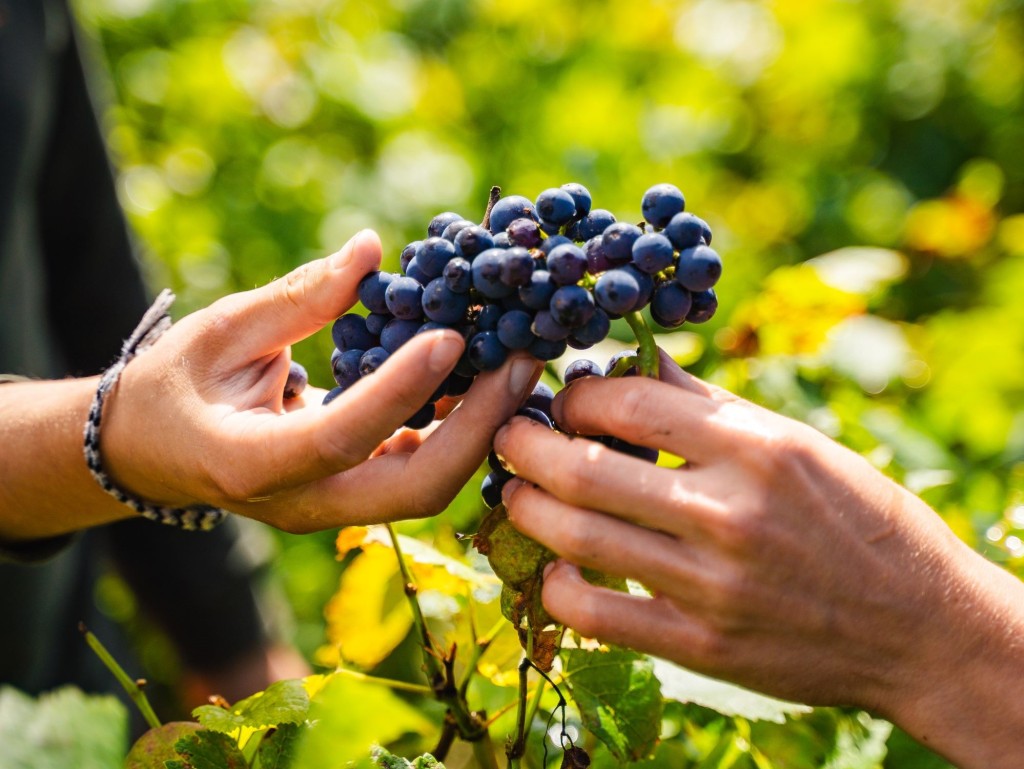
top-left (83, 289), bottom-right (227, 531)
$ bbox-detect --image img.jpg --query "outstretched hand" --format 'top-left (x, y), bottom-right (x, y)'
top-left (495, 349), bottom-right (1024, 769)
top-left (99, 230), bottom-right (542, 533)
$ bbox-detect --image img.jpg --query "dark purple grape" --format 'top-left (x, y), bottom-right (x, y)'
top-left (428, 211), bottom-right (463, 238)
top-left (284, 361), bottom-right (308, 399)
top-left (499, 247), bottom-right (535, 287)
top-left (516, 406), bottom-right (553, 429)
top-left (502, 293), bottom-right (531, 313)
top-left (471, 248), bottom-right (515, 299)
top-left (507, 217), bottom-right (542, 249)
top-left (664, 212), bottom-right (710, 250)
top-left (332, 313), bottom-right (376, 352)
top-left (323, 386), bottom-right (345, 406)
top-left (359, 346), bottom-right (391, 376)
top-left (454, 225), bottom-right (495, 260)
top-left (492, 231), bottom-right (512, 248)
top-left (535, 188), bottom-right (577, 226)
top-left (632, 233), bottom-right (676, 274)
top-left (405, 257), bottom-right (430, 285)
top-left (676, 245), bottom-right (722, 292)
top-left (442, 219), bottom-right (476, 243)
top-left (332, 348), bottom-right (364, 388)
top-left (380, 318), bottom-right (421, 352)
top-left (550, 285), bottom-right (595, 328)
top-left (564, 359), bottom-right (602, 383)
top-left (422, 277), bottom-right (471, 324)
top-left (443, 257), bottom-right (472, 293)
top-left (385, 276), bottom-right (425, 320)
top-left (400, 241), bottom-right (421, 271)
top-left (601, 222), bottom-right (643, 265)
top-left (532, 310), bottom-right (571, 341)
top-left (468, 330), bottom-right (508, 371)
top-left (417, 237), bottom-right (458, 279)
top-left (481, 471), bottom-right (506, 509)
top-left (547, 243), bottom-right (587, 286)
top-left (686, 289), bottom-right (718, 323)
top-left (487, 196), bottom-right (536, 234)
top-left (583, 236), bottom-right (611, 274)
top-left (606, 437), bottom-right (660, 463)
top-left (572, 209), bottom-right (616, 241)
top-left (594, 269), bottom-right (641, 315)
top-left (528, 336), bottom-right (569, 361)
top-left (487, 449), bottom-right (515, 481)
top-left (404, 402), bottom-right (436, 430)
top-left (497, 309), bottom-right (536, 350)
top-left (641, 183), bottom-right (685, 228)
top-left (475, 303), bottom-right (503, 331)
top-left (538, 234), bottom-right (573, 255)
top-left (561, 182), bottom-right (592, 218)
top-left (651, 282), bottom-right (693, 328)
top-left (525, 382), bottom-right (554, 414)
top-left (519, 270), bottom-right (556, 310)
top-left (365, 312), bottom-right (391, 337)
top-left (570, 308), bottom-right (611, 347)
top-left (444, 373), bottom-right (475, 397)
top-left (622, 264), bottom-right (655, 311)
top-left (605, 349), bottom-right (639, 377)
top-left (358, 271), bottom-right (395, 314)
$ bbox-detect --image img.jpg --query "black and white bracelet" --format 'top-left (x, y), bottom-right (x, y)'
top-left (83, 289), bottom-right (227, 531)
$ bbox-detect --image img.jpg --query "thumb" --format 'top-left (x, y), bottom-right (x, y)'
top-left (218, 230), bottom-right (382, 361)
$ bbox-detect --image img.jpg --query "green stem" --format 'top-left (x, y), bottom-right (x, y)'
top-left (333, 666), bottom-right (433, 695)
top-left (624, 311), bottom-right (659, 379)
top-left (80, 623), bottom-right (161, 730)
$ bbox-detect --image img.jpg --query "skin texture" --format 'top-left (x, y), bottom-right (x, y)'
top-left (0, 230), bottom-right (543, 540)
top-left (495, 349), bottom-right (1024, 769)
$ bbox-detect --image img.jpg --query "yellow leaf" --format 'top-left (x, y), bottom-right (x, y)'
top-left (334, 526), bottom-right (369, 559)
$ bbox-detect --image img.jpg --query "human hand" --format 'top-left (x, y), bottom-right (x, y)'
top-left (102, 230), bottom-right (542, 533)
top-left (495, 350), bottom-right (1024, 767)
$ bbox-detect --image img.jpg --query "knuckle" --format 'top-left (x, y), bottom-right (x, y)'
top-left (687, 621), bottom-right (731, 667)
top-left (557, 520), bottom-right (598, 564)
top-left (612, 381), bottom-right (654, 434)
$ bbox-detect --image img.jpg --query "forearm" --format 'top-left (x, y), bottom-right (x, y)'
top-left (0, 377), bottom-right (134, 540)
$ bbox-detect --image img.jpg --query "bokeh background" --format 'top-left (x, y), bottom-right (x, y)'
top-left (71, 0), bottom-right (1024, 765)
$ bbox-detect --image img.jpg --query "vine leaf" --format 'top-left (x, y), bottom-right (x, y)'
top-left (165, 729), bottom-right (248, 769)
top-left (124, 722), bottom-right (202, 768)
top-left (192, 679), bottom-right (309, 733)
top-left (256, 723), bottom-right (303, 769)
top-left (561, 648), bottom-right (662, 763)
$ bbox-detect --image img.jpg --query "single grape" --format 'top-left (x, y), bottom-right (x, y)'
top-left (417, 237), bottom-right (458, 278)
top-left (631, 233), bottom-right (676, 274)
top-left (332, 348), bottom-right (364, 388)
top-left (323, 386), bottom-right (345, 405)
top-left (675, 244), bottom-right (722, 292)
top-left (428, 211), bottom-right (463, 238)
top-left (444, 372), bottom-right (475, 397)
top-left (650, 282), bottom-right (693, 328)
top-left (454, 225), bottom-right (495, 260)
top-left (443, 257), bottom-right (473, 293)
top-left (404, 402), bottom-right (436, 430)
top-left (664, 212), bottom-right (710, 250)
top-left (605, 349), bottom-right (639, 376)
top-left (468, 330), bottom-right (508, 371)
top-left (332, 313), bottom-right (376, 352)
top-left (476, 303), bottom-right (504, 331)
top-left (570, 307), bottom-right (611, 347)
top-left (622, 264), bottom-right (655, 311)
top-left (538, 234), bottom-right (572, 255)
top-left (550, 284), bottom-right (595, 329)
top-left (380, 318), bottom-right (422, 353)
top-left (601, 222), bottom-right (643, 265)
top-left (525, 382), bottom-right (554, 414)
top-left (535, 187), bottom-right (577, 226)
top-left (686, 288), bottom-right (718, 323)
top-left (405, 257), bottom-right (430, 285)
top-left (359, 346), bottom-right (391, 376)
top-left (507, 217), bottom-right (542, 249)
top-left (564, 359), bottom-right (602, 383)
top-left (528, 336), bottom-right (568, 361)
top-left (571, 209), bottom-right (616, 241)
top-left (422, 277), bottom-right (471, 324)
top-left (365, 312), bottom-right (391, 337)
top-left (487, 449), bottom-right (515, 481)
top-left (472, 248), bottom-right (515, 299)
top-left (499, 247), bottom-right (535, 287)
top-left (519, 269), bottom-right (556, 310)
top-left (400, 241), bottom-right (421, 271)
top-left (497, 309), bottom-right (536, 350)
top-left (583, 236), bottom-right (611, 274)
top-left (606, 437), bottom-right (660, 463)
top-left (561, 182), bottom-right (592, 218)
top-left (532, 310), bottom-right (571, 341)
top-left (357, 271), bottom-right (395, 314)
top-left (641, 183), bottom-right (685, 228)
top-left (284, 361), bottom-right (308, 399)
top-left (481, 471), bottom-right (506, 509)
top-left (546, 243), bottom-right (587, 285)
top-left (516, 406), bottom-right (554, 429)
top-left (593, 269), bottom-right (641, 315)
top-left (385, 276), bottom-right (425, 320)
top-left (492, 231), bottom-right (512, 248)
top-left (441, 219), bottom-right (476, 243)
top-left (488, 196), bottom-right (536, 234)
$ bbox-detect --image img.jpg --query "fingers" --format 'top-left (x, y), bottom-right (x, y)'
top-left (214, 230), bottom-right (382, 362)
top-left (225, 329), bottom-right (465, 495)
top-left (656, 348), bottom-right (715, 395)
top-left (549, 375), bottom-right (729, 464)
top-left (493, 416), bottom-right (725, 538)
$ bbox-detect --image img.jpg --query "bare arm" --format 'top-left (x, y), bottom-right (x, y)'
top-left (495, 350), bottom-right (1024, 769)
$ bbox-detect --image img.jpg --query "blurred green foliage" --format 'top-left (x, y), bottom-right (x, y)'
top-left (70, 0), bottom-right (1024, 765)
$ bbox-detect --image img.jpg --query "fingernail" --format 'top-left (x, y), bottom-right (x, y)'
top-left (331, 229), bottom-right (373, 270)
top-left (509, 357), bottom-right (539, 398)
top-left (501, 477), bottom-right (523, 507)
top-left (428, 332), bottom-right (464, 373)
top-left (551, 391), bottom-right (565, 427)
top-left (493, 424), bottom-right (510, 452)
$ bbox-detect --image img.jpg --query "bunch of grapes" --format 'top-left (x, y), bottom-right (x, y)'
top-left (320, 183), bottom-right (721, 428)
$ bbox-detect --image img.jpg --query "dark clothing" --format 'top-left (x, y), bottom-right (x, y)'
top-left (0, 0), bottom-right (270, 699)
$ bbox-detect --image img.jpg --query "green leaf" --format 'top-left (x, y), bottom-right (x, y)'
top-left (125, 722), bottom-right (203, 769)
top-left (291, 671), bottom-right (434, 769)
top-left (167, 729), bottom-right (248, 769)
top-left (193, 679), bottom-right (309, 733)
top-left (561, 648), bottom-right (663, 763)
top-left (823, 713), bottom-right (891, 769)
top-left (0, 685), bottom-right (128, 769)
top-left (255, 723), bottom-right (303, 769)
